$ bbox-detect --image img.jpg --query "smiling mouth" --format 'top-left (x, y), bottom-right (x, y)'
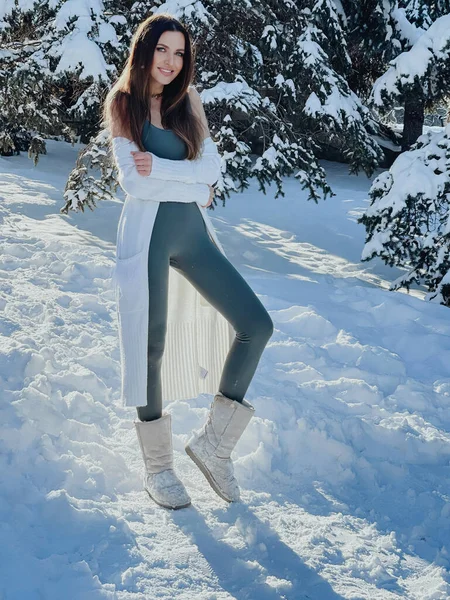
top-left (159, 68), bottom-right (174, 75)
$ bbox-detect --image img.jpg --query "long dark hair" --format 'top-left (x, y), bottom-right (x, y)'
top-left (102, 13), bottom-right (204, 159)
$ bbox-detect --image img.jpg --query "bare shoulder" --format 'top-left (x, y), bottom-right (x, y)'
top-left (187, 86), bottom-right (210, 139)
top-left (109, 93), bottom-right (132, 139)
top-left (188, 85), bottom-right (201, 103)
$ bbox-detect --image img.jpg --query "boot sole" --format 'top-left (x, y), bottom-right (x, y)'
top-left (144, 487), bottom-right (191, 510)
top-left (185, 445), bottom-right (234, 503)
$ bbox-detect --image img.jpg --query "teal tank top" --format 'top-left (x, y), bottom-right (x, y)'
top-left (141, 120), bottom-right (187, 160)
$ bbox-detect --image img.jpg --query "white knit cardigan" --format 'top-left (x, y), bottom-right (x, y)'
top-left (111, 134), bottom-right (235, 408)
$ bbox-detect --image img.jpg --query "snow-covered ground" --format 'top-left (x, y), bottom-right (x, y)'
top-left (1, 139), bottom-right (449, 600)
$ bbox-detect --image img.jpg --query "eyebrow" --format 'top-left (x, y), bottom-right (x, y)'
top-left (157, 43), bottom-right (185, 52)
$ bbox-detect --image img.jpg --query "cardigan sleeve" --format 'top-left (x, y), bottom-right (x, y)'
top-left (111, 136), bottom-right (211, 205)
top-left (146, 136), bottom-right (222, 186)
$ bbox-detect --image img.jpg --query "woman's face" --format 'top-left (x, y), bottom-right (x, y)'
top-left (150, 30), bottom-right (185, 90)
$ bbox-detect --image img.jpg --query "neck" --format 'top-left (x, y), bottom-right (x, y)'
top-left (150, 96), bottom-right (162, 108)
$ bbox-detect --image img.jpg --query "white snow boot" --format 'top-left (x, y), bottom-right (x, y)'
top-left (134, 413), bottom-right (191, 510)
top-left (185, 393), bottom-right (255, 502)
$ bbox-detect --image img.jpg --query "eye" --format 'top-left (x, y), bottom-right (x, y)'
top-left (157, 47), bottom-right (184, 56)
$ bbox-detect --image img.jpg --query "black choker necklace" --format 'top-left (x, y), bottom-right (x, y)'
top-left (151, 91), bottom-right (163, 99)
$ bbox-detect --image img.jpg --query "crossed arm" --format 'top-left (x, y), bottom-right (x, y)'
top-left (146, 135), bottom-right (221, 185)
top-left (111, 136), bottom-right (212, 206)
top-left (110, 87), bottom-right (221, 202)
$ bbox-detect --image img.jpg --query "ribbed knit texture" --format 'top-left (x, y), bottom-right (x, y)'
top-left (117, 306), bottom-right (234, 406)
top-left (111, 136), bottom-right (211, 206)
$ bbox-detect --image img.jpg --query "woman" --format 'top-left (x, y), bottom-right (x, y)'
top-left (103, 13), bottom-right (273, 510)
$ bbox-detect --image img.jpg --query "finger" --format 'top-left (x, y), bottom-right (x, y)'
top-left (134, 160), bottom-right (149, 169)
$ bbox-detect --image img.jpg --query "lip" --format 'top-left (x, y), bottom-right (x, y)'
top-left (158, 67), bottom-right (174, 76)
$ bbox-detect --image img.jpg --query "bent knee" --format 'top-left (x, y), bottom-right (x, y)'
top-left (239, 310), bottom-right (274, 342)
top-left (259, 312), bottom-right (274, 341)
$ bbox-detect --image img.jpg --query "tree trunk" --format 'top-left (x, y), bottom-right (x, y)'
top-left (402, 96), bottom-right (425, 151)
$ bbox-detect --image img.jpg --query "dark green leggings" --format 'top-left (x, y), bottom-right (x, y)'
top-left (136, 202), bottom-right (274, 422)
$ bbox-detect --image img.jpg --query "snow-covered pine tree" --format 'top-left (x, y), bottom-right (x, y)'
top-left (401, 0), bottom-right (450, 29)
top-left (61, 127), bottom-right (118, 214)
top-left (340, 0), bottom-right (423, 160)
top-left (59, 1), bottom-right (153, 214)
top-left (0, 0), bottom-right (127, 164)
top-left (359, 123), bottom-right (450, 304)
top-left (30, 0), bottom-right (123, 143)
top-left (0, 0), bottom-right (71, 161)
top-left (295, 0), bottom-right (385, 177)
top-left (341, 0), bottom-right (404, 100)
top-left (358, 13), bottom-right (450, 305)
top-left (398, 1), bottom-right (450, 142)
top-left (369, 2), bottom-right (450, 150)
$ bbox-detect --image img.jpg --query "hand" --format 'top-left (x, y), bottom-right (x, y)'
top-left (131, 150), bottom-right (152, 176)
top-left (201, 184), bottom-right (215, 208)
